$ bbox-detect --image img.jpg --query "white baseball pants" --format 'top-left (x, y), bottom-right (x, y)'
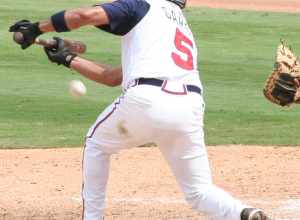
top-left (82, 83), bottom-right (245, 220)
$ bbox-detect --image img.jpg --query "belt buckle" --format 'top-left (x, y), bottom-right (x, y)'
top-left (161, 80), bottom-right (187, 95)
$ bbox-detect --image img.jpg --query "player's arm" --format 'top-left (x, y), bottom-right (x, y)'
top-left (71, 57), bottom-right (122, 87)
top-left (26, 0), bottom-right (150, 33)
top-left (8, 6), bottom-right (109, 49)
top-left (43, 37), bottom-right (121, 87)
top-left (9, 0), bottom-right (150, 49)
top-left (38, 7), bottom-right (109, 33)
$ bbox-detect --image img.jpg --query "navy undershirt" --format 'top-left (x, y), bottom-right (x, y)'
top-left (95, 0), bottom-right (150, 36)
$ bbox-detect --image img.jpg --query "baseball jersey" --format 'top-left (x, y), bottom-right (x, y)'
top-left (97, 0), bottom-right (201, 89)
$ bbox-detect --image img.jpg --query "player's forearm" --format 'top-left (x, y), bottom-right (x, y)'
top-left (38, 20), bottom-right (55, 33)
top-left (70, 57), bottom-right (122, 87)
top-left (39, 7), bottom-right (109, 33)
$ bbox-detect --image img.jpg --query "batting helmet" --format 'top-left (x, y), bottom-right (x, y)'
top-left (166, 0), bottom-right (187, 9)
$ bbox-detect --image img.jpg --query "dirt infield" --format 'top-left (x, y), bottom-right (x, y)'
top-left (188, 0), bottom-right (300, 13)
top-left (1, 146), bottom-right (300, 219)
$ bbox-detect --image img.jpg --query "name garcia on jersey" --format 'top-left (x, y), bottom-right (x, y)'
top-left (161, 6), bottom-right (188, 29)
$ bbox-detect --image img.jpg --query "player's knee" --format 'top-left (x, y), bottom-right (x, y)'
top-left (85, 137), bottom-right (119, 154)
top-left (85, 137), bottom-right (99, 149)
top-left (84, 138), bottom-right (104, 154)
top-left (184, 184), bottom-right (213, 209)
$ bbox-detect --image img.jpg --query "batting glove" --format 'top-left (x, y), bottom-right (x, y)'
top-left (9, 20), bottom-right (42, 49)
top-left (44, 37), bottom-right (77, 68)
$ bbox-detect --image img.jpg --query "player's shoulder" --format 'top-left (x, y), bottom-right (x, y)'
top-left (96, 0), bottom-right (151, 36)
top-left (118, 0), bottom-right (152, 14)
top-left (104, 0), bottom-right (164, 11)
top-left (143, 0), bottom-right (168, 6)
top-left (110, 0), bottom-right (150, 6)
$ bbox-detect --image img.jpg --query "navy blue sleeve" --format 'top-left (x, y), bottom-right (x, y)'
top-left (95, 0), bottom-right (150, 36)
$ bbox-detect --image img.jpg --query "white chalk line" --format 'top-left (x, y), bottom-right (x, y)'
top-left (71, 196), bottom-right (186, 204)
top-left (71, 196), bottom-right (300, 215)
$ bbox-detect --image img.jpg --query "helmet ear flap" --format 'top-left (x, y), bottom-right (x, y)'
top-left (166, 0), bottom-right (187, 9)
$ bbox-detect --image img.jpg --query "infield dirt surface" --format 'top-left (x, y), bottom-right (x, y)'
top-left (1, 146), bottom-right (300, 219)
top-left (1, 0), bottom-right (300, 219)
top-left (188, 0), bottom-right (300, 13)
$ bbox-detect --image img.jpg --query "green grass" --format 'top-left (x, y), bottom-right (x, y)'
top-left (1, 1), bottom-right (300, 148)
top-left (186, 9), bottom-right (300, 145)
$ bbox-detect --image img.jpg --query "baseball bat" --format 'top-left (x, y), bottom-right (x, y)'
top-left (13, 32), bottom-right (87, 54)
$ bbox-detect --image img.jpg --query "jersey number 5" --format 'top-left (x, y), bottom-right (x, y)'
top-left (171, 28), bottom-right (194, 70)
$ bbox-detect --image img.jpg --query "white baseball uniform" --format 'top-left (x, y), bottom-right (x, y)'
top-left (82, 0), bottom-right (246, 219)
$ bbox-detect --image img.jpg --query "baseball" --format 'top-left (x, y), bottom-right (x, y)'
top-left (69, 80), bottom-right (87, 97)
top-left (13, 32), bottom-right (24, 44)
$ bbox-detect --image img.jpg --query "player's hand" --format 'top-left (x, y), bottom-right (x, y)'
top-left (44, 37), bottom-right (77, 68)
top-left (9, 20), bottom-right (42, 49)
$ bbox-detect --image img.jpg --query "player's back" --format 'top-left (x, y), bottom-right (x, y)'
top-left (122, 0), bottom-right (201, 89)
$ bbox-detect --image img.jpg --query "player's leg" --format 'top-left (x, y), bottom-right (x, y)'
top-left (158, 133), bottom-right (246, 220)
top-left (82, 139), bottom-right (111, 220)
top-left (148, 89), bottom-right (245, 220)
top-left (147, 84), bottom-right (271, 220)
top-left (82, 91), bottom-right (152, 220)
top-left (82, 96), bottom-right (127, 220)
top-left (154, 91), bottom-right (272, 220)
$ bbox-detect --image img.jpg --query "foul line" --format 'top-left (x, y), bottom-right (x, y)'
top-left (71, 196), bottom-right (300, 218)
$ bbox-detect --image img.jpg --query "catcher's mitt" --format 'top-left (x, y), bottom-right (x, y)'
top-left (263, 42), bottom-right (300, 106)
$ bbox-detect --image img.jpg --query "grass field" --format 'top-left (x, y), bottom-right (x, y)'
top-left (1, 1), bottom-right (300, 148)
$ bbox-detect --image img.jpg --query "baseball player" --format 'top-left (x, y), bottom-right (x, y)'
top-left (9, 0), bottom-right (272, 219)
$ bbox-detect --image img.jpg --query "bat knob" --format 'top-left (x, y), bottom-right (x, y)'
top-left (13, 32), bottom-right (24, 44)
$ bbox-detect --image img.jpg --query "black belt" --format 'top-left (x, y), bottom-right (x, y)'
top-left (136, 78), bottom-right (201, 95)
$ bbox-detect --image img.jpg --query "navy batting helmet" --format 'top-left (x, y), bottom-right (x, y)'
top-left (166, 0), bottom-right (187, 9)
